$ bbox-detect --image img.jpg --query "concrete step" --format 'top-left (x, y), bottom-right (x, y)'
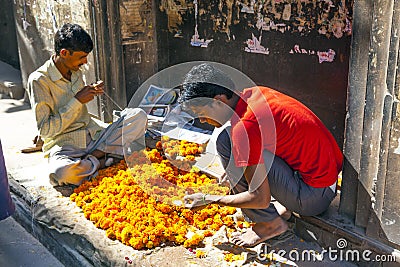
top-left (0, 216), bottom-right (64, 267)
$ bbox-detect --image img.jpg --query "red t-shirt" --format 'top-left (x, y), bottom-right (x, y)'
top-left (230, 86), bottom-right (343, 188)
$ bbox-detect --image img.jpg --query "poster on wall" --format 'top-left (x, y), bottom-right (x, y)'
top-left (159, 0), bottom-right (353, 62)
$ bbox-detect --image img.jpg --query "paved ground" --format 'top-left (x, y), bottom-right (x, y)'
top-left (0, 94), bottom-right (43, 170)
top-left (0, 94), bottom-right (63, 267)
top-left (0, 216), bottom-right (64, 267)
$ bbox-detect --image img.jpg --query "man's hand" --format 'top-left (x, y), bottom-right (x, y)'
top-left (184, 192), bottom-right (218, 211)
top-left (75, 80), bottom-right (104, 104)
top-left (184, 193), bottom-right (208, 210)
top-left (92, 80), bottom-right (104, 91)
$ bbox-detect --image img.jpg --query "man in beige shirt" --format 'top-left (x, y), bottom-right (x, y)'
top-left (28, 23), bottom-right (147, 186)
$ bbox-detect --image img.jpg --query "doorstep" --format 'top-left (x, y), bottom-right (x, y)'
top-left (295, 196), bottom-right (400, 266)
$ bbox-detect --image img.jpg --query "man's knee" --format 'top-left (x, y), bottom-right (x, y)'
top-left (49, 155), bottom-right (99, 186)
top-left (49, 165), bottom-right (84, 186)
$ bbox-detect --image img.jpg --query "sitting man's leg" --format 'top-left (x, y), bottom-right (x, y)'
top-left (216, 129), bottom-right (288, 247)
top-left (48, 146), bottom-right (100, 186)
top-left (263, 149), bottom-right (336, 217)
top-left (49, 108), bottom-right (147, 186)
top-left (90, 108), bottom-right (147, 157)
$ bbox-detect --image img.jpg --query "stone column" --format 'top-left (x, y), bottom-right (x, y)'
top-left (341, 0), bottom-right (400, 246)
top-left (339, 0), bottom-right (373, 219)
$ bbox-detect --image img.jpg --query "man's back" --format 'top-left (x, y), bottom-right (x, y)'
top-left (231, 86), bottom-right (343, 187)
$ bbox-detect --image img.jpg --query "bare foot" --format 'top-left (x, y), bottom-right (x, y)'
top-left (98, 157), bottom-right (106, 169)
top-left (91, 149), bottom-right (105, 159)
top-left (271, 200), bottom-right (292, 220)
top-left (281, 210), bottom-right (292, 221)
top-left (230, 216), bottom-right (288, 247)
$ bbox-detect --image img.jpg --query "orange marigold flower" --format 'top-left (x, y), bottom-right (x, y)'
top-left (69, 140), bottom-right (241, 251)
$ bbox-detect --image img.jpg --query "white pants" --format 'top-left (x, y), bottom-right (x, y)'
top-left (48, 108), bottom-right (147, 186)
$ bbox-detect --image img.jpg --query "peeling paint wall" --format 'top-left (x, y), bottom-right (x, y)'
top-left (0, 0), bottom-right (20, 68)
top-left (13, 0), bottom-right (95, 90)
top-left (159, 0), bottom-right (352, 42)
top-left (120, 0), bottom-right (154, 42)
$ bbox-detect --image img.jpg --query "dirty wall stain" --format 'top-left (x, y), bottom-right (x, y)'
top-left (14, 0), bottom-right (91, 54)
top-left (120, 0), bottom-right (153, 42)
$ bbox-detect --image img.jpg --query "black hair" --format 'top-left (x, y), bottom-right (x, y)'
top-left (54, 23), bottom-right (93, 55)
top-left (178, 82), bottom-right (233, 106)
top-left (178, 63), bottom-right (235, 106)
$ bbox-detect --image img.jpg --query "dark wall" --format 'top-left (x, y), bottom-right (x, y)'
top-left (0, 0), bottom-right (20, 68)
top-left (153, 0), bottom-right (353, 147)
top-left (119, 0), bottom-right (158, 106)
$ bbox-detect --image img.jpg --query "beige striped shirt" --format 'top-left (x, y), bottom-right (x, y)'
top-left (27, 57), bottom-right (104, 154)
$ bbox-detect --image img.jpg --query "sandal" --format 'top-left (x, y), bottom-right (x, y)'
top-left (21, 136), bottom-right (43, 153)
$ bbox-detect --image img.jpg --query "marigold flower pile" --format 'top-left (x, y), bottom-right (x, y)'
top-left (70, 138), bottom-right (236, 250)
top-left (224, 253), bottom-right (245, 262)
top-left (156, 136), bottom-right (205, 160)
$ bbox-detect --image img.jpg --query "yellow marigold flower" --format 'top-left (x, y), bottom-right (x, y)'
top-left (70, 139), bottom-right (243, 251)
top-left (146, 241), bottom-right (154, 249)
top-left (195, 250), bottom-right (207, 258)
top-left (175, 235), bottom-right (185, 244)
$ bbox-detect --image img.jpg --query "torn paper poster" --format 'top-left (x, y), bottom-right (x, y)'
top-left (238, 0), bottom-right (255, 13)
top-left (190, 0), bottom-right (213, 48)
top-left (22, 18), bottom-right (31, 31)
top-left (290, 45), bottom-right (316, 55)
top-left (244, 33), bottom-right (269, 55)
top-left (330, 17), bottom-right (346, 38)
top-left (290, 44), bottom-right (336, 63)
top-left (282, 4), bottom-right (291, 21)
top-left (190, 32), bottom-right (213, 47)
top-left (317, 49), bottom-right (336, 63)
top-left (344, 17), bottom-right (352, 35)
top-left (190, 39), bottom-right (213, 47)
top-left (174, 30), bottom-right (183, 38)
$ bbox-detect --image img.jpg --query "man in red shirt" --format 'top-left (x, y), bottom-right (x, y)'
top-left (181, 63), bottom-right (343, 247)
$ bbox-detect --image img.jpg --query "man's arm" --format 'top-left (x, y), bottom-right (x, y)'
top-left (74, 80), bottom-right (104, 104)
top-left (28, 77), bottom-right (86, 138)
top-left (185, 163), bottom-right (271, 209)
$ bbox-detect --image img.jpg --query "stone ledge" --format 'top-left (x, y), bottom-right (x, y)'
top-left (295, 212), bottom-right (400, 266)
top-left (8, 177), bottom-right (137, 267)
top-left (7, 172), bottom-right (235, 267)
